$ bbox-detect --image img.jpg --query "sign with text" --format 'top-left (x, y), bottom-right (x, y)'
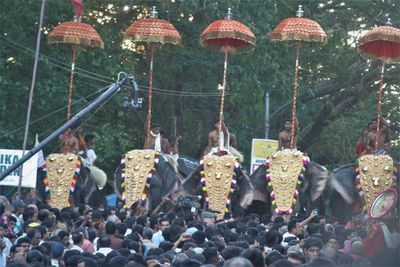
top-left (250, 139), bottom-right (279, 174)
top-left (0, 149), bottom-right (38, 188)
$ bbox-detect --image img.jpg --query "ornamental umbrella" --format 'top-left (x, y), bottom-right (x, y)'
top-left (271, 5), bottom-right (327, 149)
top-left (358, 19), bottom-right (400, 150)
top-left (48, 0), bottom-right (103, 152)
top-left (123, 6), bottom-right (181, 144)
top-left (201, 8), bottom-right (256, 151)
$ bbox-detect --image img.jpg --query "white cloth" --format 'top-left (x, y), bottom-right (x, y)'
top-left (380, 222), bottom-right (398, 249)
top-left (151, 230), bottom-right (165, 247)
top-left (281, 232), bottom-right (299, 247)
top-left (69, 245), bottom-right (83, 253)
top-left (84, 149), bottom-right (97, 166)
top-left (96, 247), bottom-right (113, 256)
top-left (150, 131), bottom-right (161, 152)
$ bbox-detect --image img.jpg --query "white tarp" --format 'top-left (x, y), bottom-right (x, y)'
top-left (0, 149), bottom-right (39, 188)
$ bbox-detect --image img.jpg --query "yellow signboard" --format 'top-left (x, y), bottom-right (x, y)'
top-left (250, 139), bottom-right (279, 174)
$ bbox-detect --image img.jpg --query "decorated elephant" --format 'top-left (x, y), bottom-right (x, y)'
top-left (35, 153), bottom-right (108, 209)
top-left (248, 155), bottom-right (329, 217)
top-left (181, 154), bottom-right (254, 218)
top-left (329, 155), bottom-right (398, 224)
top-left (114, 150), bottom-right (179, 211)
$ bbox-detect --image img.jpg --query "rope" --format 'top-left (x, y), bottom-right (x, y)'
top-left (290, 42), bottom-right (300, 150)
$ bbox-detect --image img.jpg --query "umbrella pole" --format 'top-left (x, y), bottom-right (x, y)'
top-left (290, 42), bottom-right (300, 150)
top-left (63, 46), bottom-right (77, 153)
top-left (374, 60), bottom-right (385, 151)
top-left (145, 44), bottom-right (155, 145)
top-left (218, 51), bottom-right (228, 152)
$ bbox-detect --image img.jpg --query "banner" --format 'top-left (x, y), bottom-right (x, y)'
top-left (250, 139), bottom-right (279, 174)
top-left (0, 149), bottom-right (39, 188)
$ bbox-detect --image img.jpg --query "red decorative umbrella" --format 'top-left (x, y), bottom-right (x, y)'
top-left (271, 5), bottom-right (327, 149)
top-left (123, 6), bottom-right (181, 144)
top-left (358, 19), bottom-right (400, 150)
top-left (201, 8), bottom-right (256, 150)
top-left (48, 0), bottom-right (103, 152)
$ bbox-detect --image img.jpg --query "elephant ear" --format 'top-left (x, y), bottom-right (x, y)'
top-left (156, 156), bottom-right (178, 197)
top-left (329, 163), bottom-right (357, 204)
top-left (177, 154), bottom-right (199, 177)
top-left (181, 166), bottom-right (202, 196)
top-left (302, 161), bottom-right (329, 201)
top-left (249, 164), bottom-right (269, 203)
top-left (235, 166), bottom-right (254, 209)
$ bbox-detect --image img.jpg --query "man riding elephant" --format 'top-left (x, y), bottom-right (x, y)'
top-left (114, 150), bottom-right (179, 212)
top-left (248, 159), bottom-right (329, 217)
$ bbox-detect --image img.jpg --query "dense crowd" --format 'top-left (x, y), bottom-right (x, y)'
top-left (0, 197), bottom-right (398, 267)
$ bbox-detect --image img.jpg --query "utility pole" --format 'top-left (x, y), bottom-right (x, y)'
top-left (264, 90), bottom-right (270, 139)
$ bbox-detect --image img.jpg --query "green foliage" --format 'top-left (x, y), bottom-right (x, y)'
top-left (0, 0), bottom-right (399, 183)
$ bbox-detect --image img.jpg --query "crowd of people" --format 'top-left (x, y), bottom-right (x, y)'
top-left (0, 195), bottom-right (398, 267)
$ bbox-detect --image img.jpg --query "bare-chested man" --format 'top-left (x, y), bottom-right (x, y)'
top-left (278, 118), bottom-right (298, 150)
top-left (59, 126), bottom-right (86, 154)
top-left (204, 116), bottom-right (237, 155)
top-left (364, 116), bottom-right (390, 154)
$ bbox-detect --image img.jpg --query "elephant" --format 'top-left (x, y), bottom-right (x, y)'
top-left (35, 155), bottom-right (108, 209)
top-left (248, 161), bottom-right (329, 218)
top-left (114, 154), bottom-right (179, 211)
top-left (329, 160), bottom-right (399, 224)
top-left (181, 158), bottom-right (254, 218)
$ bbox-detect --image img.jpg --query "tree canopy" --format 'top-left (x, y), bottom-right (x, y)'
top-left (0, 0), bottom-right (399, 180)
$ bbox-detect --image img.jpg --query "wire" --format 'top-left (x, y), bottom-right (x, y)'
top-left (0, 36), bottom-right (226, 97)
top-left (0, 85), bottom-right (110, 139)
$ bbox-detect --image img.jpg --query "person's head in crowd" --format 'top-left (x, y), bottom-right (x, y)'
top-left (202, 211), bottom-right (216, 227)
top-left (326, 235), bottom-right (340, 251)
top-left (77, 257), bottom-right (98, 267)
top-left (108, 255), bottom-right (128, 267)
top-left (192, 230), bottom-right (206, 245)
top-left (287, 219), bottom-right (301, 237)
top-left (265, 251), bottom-right (284, 267)
top-left (313, 215), bottom-right (326, 225)
top-left (272, 244), bottom-right (285, 255)
top-left (224, 256), bottom-right (253, 267)
top-left (142, 227), bottom-right (153, 240)
top-left (38, 225), bottom-right (49, 241)
top-left (49, 241), bottom-right (64, 259)
top-left (240, 248), bottom-right (264, 267)
top-left (186, 249), bottom-right (206, 264)
top-left (136, 215), bottom-right (150, 227)
top-left (159, 241), bottom-right (173, 252)
top-left (174, 258), bottom-right (202, 267)
top-left (221, 245), bottom-right (243, 261)
top-left (72, 231), bottom-right (84, 246)
top-left (271, 259), bottom-right (295, 267)
top-left (22, 207), bottom-right (36, 223)
top-left (116, 223), bottom-right (127, 237)
top-left (158, 217), bottom-right (171, 231)
top-left (305, 257), bottom-right (336, 267)
top-left (38, 209), bottom-right (49, 222)
top-left (17, 237), bottom-right (31, 252)
top-left (351, 240), bottom-right (364, 257)
top-left (58, 230), bottom-right (70, 248)
top-left (88, 229), bottom-right (97, 243)
top-left (303, 237), bottom-right (323, 262)
top-left (98, 235), bottom-right (111, 248)
top-left (65, 254), bottom-right (83, 267)
top-left (306, 223), bottom-right (322, 237)
top-left (12, 200), bottom-right (25, 216)
top-left (27, 204), bottom-right (39, 220)
top-left (203, 247), bottom-right (221, 265)
top-left (287, 252), bottom-right (306, 266)
top-left (105, 221), bottom-right (117, 235)
top-left (26, 250), bottom-right (44, 265)
top-left (248, 213), bottom-right (261, 225)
